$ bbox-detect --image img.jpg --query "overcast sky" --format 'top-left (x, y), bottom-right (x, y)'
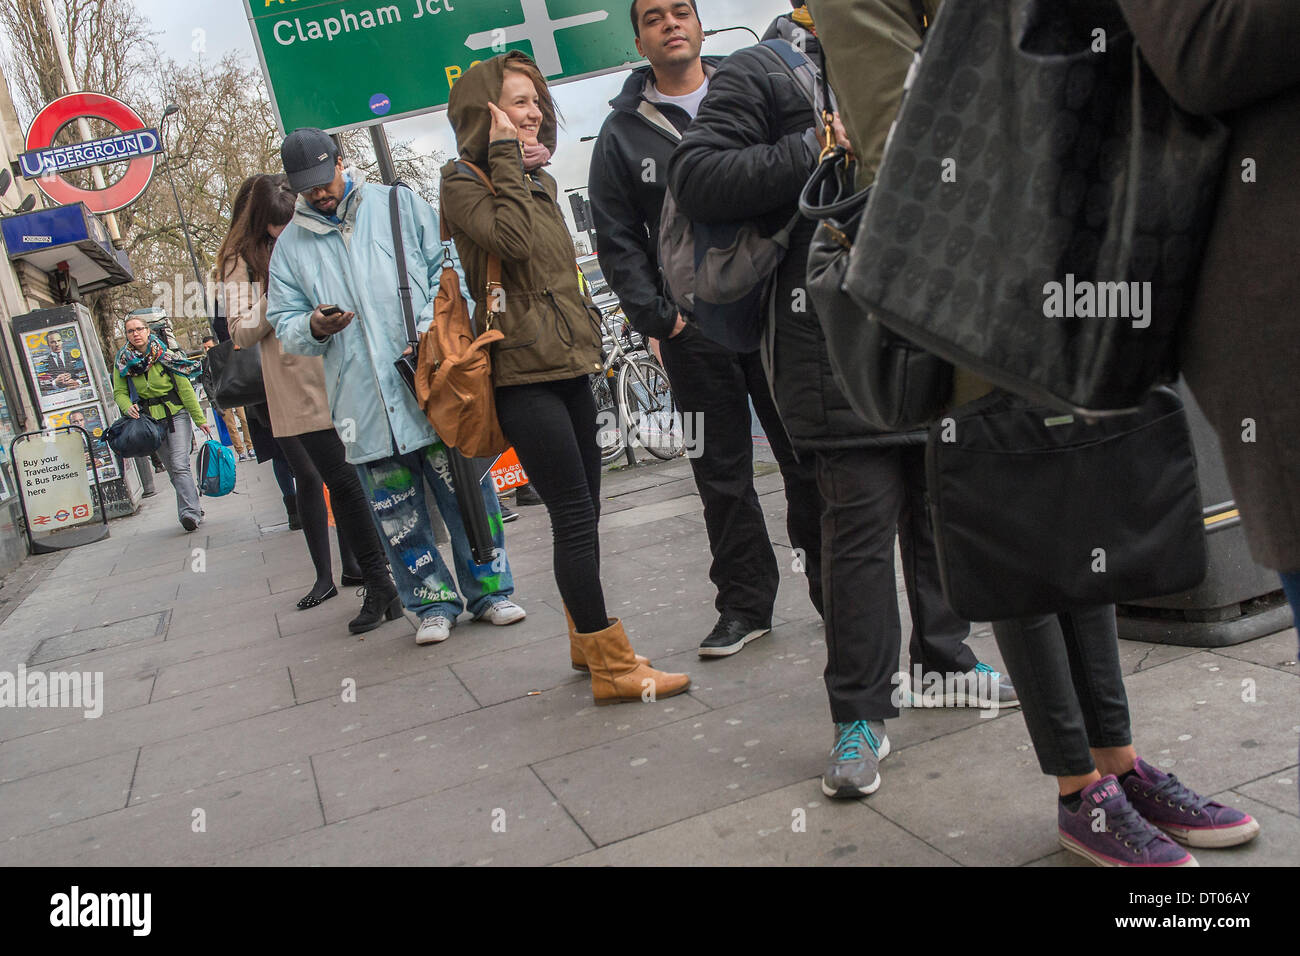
top-left (129, 0), bottom-right (799, 231)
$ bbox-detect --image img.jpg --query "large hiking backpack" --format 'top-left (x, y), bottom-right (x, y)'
top-left (195, 439), bottom-right (236, 497)
top-left (657, 37), bottom-right (826, 353)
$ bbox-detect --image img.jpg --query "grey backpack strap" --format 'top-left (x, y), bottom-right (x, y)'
top-left (756, 38), bottom-right (832, 134)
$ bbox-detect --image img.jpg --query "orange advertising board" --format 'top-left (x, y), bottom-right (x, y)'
top-left (490, 448), bottom-right (530, 492)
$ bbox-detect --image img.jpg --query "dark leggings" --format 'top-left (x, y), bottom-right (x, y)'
top-left (271, 452), bottom-right (296, 497)
top-left (495, 376), bottom-right (608, 633)
top-left (277, 429), bottom-right (388, 590)
top-left (991, 605), bottom-right (1133, 778)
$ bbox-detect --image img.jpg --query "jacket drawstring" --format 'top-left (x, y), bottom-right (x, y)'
top-left (544, 289), bottom-right (576, 348)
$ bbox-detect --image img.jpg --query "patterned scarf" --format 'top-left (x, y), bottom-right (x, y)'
top-left (791, 5), bottom-right (815, 31)
top-left (115, 334), bottom-right (202, 380)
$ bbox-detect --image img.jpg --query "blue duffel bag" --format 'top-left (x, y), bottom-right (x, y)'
top-left (195, 439), bottom-right (236, 497)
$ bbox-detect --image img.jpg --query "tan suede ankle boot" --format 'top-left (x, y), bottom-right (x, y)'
top-left (565, 605), bottom-right (648, 671)
top-left (578, 618), bottom-right (690, 705)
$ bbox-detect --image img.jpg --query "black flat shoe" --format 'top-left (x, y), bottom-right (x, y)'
top-left (297, 584), bottom-right (339, 610)
top-left (340, 573), bottom-right (365, 587)
top-left (515, 483), bottom-right (543, 506)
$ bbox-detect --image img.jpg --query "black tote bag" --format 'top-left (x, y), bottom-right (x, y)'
top-left (925, 386), bottom-right (1207, 621)
top-left (206, 339), bottom-right (266, 409)
top-left (845, 0), bottom-right (1228, 417)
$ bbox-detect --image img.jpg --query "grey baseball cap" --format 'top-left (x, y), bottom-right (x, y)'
top-left (281, 128), bottom-right (340, 193)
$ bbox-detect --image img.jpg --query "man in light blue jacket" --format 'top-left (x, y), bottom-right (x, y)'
top-left (269, 128), bottom-right (524, 646)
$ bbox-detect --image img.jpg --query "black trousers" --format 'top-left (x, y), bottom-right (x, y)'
top-left (277, 428), bottom-right (390, 590)
top-left (816, 444), bottom-right (977, 722)
top-left (495, 376), bottom-right (608, 633)
top-left (658, 325), bottom-right (823, 624)
top-left (992, 606), bottom-right (1133, 777)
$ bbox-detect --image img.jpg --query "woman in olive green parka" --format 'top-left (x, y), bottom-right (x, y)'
top-left (441, 53), bottom-right (689, 705)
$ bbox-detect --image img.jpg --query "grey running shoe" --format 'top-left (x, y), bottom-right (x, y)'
top-left (821, 719), bottom-right (890, 798)
top-left (904, 661), bottom-right (1019, 709)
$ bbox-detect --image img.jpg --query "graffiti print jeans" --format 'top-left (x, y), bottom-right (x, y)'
top-left (356, 441), bottom-right (514, 621)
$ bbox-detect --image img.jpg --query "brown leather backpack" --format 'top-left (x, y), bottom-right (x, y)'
top-left (389, 172), bottom-right (509, 458)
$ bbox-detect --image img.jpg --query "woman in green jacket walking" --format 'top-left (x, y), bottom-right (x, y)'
top-left (112, 315), bottom-right (212, 531)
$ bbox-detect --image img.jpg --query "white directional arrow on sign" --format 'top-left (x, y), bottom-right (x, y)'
top-left (465, 0), bottom-right (610, 77)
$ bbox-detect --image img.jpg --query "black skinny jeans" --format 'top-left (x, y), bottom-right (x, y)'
top-left (991, 605), bottom-right (1133, 777)
top-left (495, 376), bottom-right (608, 633)
top-left (276, 428), bottom-right (389, 590)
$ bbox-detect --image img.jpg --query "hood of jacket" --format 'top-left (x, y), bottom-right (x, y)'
top-left (292, 165), bottom-right (368, 235)
top-left (608, 56), bottom-right (725, 116)
top-left (761, 12), bottom-right (822, 55)
top-left (447, 52), bottom-right (557, 166)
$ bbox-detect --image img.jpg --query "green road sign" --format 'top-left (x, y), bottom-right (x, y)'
top-left (245, 0), bottom-right (645, 133)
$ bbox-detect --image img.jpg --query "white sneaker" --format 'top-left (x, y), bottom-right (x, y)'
top-left (415, 615), bottom-right (454, 645)
top-left (474, 599), bottom-right (526, 626)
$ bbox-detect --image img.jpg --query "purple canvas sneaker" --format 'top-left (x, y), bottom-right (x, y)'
top-left (1122, 757), bottom-right (1260, 848)
top-left (1058, 775), bottom-right (1197, 867)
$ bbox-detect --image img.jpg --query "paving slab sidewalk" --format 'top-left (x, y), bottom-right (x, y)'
top-left (0, 453), bottom-right (1295, 867)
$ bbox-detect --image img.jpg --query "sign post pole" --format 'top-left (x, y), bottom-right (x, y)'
top-left (369, 125), bottom-right (397, 185)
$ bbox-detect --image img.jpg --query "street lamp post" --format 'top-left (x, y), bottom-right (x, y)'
top-left (703, 25), bottom-right (762, 42)
top-left (158, 104), bottom-right (208, 339)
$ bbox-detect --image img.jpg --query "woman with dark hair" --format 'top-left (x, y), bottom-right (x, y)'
top-left (213, 175), bottom-right (300, 528)
top-left (440, 52), bottom-right (690, 703)
top-left (222, 173), bottom-right (399, 633)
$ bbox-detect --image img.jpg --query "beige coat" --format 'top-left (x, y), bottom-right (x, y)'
top-left (224, 256), bottom-right (332, 437)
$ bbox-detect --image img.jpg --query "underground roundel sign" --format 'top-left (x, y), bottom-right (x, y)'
top-left (21, 92), bottom-right (161, 214)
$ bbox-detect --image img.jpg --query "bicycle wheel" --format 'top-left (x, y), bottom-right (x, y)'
top-left (617, 355), bottom-right (685, 460)
top-left (590, 372), bottom-right (625, 466)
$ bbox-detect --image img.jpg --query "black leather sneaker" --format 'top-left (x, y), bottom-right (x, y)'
top-left (698, 615), bottom-right (771, 658)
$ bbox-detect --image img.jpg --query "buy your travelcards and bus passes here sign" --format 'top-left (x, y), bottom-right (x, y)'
top-left (246, 0), bottom-right (643, 133)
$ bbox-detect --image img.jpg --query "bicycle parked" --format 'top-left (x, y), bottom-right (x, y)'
top-left (590, 308), bottom-right (685, 466)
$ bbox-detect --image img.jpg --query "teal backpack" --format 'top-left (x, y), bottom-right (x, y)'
top-left (196, 439), bottom-right (236, 497)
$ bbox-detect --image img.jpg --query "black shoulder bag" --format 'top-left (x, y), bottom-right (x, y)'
top-left (925, 386), bottom-right (1207, 620)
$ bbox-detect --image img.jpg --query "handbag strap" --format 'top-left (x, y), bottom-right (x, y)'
top-left (909, 0), bottom-right (929, 35)
top-left (441, 160), bottom-right (504, 319)
top-left (389, 182), bottom-right (420, 348)
top-left (803, 1), bottom-right (929, 218)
